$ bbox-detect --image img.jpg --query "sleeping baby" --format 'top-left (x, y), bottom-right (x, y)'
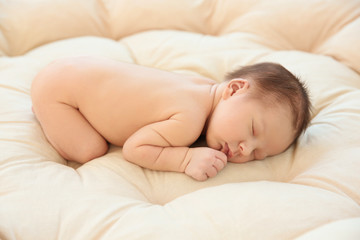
top-left (31, 56), bottom-right (311, 181)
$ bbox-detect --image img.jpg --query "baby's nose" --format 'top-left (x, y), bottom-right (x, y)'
top-left (238, 142), bottom-right (254, 156)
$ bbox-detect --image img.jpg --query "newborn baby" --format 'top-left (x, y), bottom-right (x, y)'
top-left (31, 56), bottom-right (311, 181)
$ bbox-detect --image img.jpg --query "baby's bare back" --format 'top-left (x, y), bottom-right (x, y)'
top-left (33, 56), bottom-right (215, 146)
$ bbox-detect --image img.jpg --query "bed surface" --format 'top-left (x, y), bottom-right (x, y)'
top-left (1, 0), bottom-right (360, 239)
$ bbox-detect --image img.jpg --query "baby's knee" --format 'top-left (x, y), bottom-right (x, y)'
top-left (74, 140), bottom-right (108, 164)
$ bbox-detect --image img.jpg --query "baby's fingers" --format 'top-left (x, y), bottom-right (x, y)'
top-left (209, 152), bottom-right (227, 177)
top-left (206, 166), bottom-right (218, 178)
top-left (216, 150), bottom-right (227, 163)
top-left (196, 173), bottom-right (208, 181)
top-left (213, 158), bottom-right (226, 172)
top-left (214, 151), bottom-right (227, 168)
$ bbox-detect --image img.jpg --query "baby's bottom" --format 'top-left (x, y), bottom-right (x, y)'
top-left (32, 101), bottom-right (108, 163)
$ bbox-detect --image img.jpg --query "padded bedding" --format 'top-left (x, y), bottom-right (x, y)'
top-left (1, 0), bottom-right (360, 239)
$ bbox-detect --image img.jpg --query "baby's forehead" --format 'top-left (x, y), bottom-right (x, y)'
top-left (260, 99), bottom-right (296, 129)
top-left (258, 108), bottom-right (296, 154)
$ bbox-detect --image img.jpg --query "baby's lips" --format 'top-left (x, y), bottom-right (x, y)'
top-left (226, 145), bottom-right (233, 159)
top-left (220, 142), bottom-right (232, 159)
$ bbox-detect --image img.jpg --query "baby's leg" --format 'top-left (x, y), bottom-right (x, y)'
top-left (32, 101), bottom-right (108, 163)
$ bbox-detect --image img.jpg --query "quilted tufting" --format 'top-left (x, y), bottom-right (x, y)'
top-left (1, 0), bottom-right (360, 239)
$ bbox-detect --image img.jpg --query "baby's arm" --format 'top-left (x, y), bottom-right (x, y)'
top-left (122, 113), bottom-right (227, 181)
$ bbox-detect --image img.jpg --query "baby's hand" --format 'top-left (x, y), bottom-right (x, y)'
top-left (185, 147), bottom-right (227, 181)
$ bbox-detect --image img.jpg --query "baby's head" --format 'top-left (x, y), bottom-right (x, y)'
top-left (206, 62), bottom-right (311, 163)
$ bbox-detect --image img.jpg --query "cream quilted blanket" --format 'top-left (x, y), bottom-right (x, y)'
top-left (1, 0), bottom-right (360, 239)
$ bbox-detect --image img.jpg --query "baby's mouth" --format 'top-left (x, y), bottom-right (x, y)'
top-left (222, 143), bottom-right (233, 159)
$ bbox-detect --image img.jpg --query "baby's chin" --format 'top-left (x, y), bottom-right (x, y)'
top-left (205, 138), bottom-right (221, 151)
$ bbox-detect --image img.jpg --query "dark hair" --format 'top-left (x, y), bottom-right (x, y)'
top-left (225, 62), bottom-right (311, 140)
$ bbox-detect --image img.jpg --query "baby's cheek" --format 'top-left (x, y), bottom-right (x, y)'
top-left (205, 132), bottom-right (218, 150)
top-left (206, 140), bottom-right (221, 151)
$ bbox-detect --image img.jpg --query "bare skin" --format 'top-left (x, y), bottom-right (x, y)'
top-left (31, 56), bottom-right (295, 181)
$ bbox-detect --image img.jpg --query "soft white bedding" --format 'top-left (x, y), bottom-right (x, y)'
top-left (1, 0), bottom-right (360, 239)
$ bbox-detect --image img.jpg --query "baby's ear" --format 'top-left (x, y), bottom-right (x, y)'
top-left (222, 78), bottom-right (250, 99)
